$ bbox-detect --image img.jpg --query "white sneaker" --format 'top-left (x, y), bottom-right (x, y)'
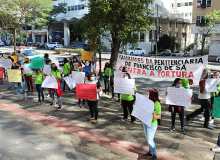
top-left (47, 94), bottom-right (50, 97)
top-left (209, 119), bottom-right (214, 124)
top-left (199, 117), bottom-right (205, 121)
top-left (211, 145), bottom-right (220, 152)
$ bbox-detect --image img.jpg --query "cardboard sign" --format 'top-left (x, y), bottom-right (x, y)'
top-left (76, 83), bottom-right (97, 100)
top-left (0, 58), bottom-right (11, 69)
top-left (81, 51), bottom-right (92, 61)
top-left (0, 67), bottom-right (3, 78)
top-left (132, 93), bottom-right (154, 127)
top-left (11, 56), bottom-right (17, 63)
top-left (22, 64), bottom-right (32, 74)
top-left (44, 65), bottom-right (51, 76)
top-left (72, 71), bottom-right (85, 83)
top-left (42, 76), bottom-right (58, 89)
top-left (64, 76), bottom-right (76, 90)
top-left (7, 69), bottom-right (21, 82)
top-left (205, 79), bottom-right (220, 92)
top-left (166, 87), bottom-right (193, 107)
top-left (114, 78), bottom-right (135, 95)
top-left (212, 97), bottom-right (220, 118)
top-left (116, 55), bottom-right (208, 79)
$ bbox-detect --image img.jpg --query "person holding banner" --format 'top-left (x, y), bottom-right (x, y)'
top-left (186, 69), bottom-right (214, 129)
top-left (143, 89), bottom-right (161, 160)
top-left (8, 58), bottom-right (17, 89)
top-left (62, 58), bottom-right (71, 92)
top-left (121, 73), bottom-right (136, 124)
top-left (83, 60), bottom-right (93, 77)
top-left (15, 62), bottom-right (27, 101)
top-left (110, 64), bottom-right (120, 101)
top-left (24, 58), bottom-right (34, 93)
top-left (49, 63), bottom-right (63, 110)
top-left (85, 72), bottom-right (101, 124)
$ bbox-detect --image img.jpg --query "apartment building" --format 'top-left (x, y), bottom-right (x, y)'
top-left (191, 0), bottom-right (220, 56)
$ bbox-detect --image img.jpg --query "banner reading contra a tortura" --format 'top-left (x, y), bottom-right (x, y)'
top-left (116, 55), bottom-right (208, 79)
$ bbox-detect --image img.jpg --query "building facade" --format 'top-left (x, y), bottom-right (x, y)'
top-left (191, 0), bottom-right (220, 56)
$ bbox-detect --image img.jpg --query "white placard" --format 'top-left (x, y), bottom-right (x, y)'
top-left (72, 71), bottom-right (85, 83)
top-left (42, 76), bottom-right (58, 89)
top-left (44, 65), bottom-right (51, 75)
top-left (205, 79), bottom-right (220, 92)
top-left (0, 58), bottom-right (11, 69)
top-left (64, 76), bottom-right (76, 90)
top-left (23, 64), bottom-right (32, 74)
top-left (131, 93), bottom-right (154, 127)
top-left (114, 78), bottom-right (135, 95)
top-left (166, 87), bottom-right (193, 107)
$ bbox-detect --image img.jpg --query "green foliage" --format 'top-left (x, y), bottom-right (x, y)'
top-left (55, 48), bottom-right (83, 55)
top-left (81, 0), bottom-right (154, 66)
top-left (74, 48), bottom-right (84, 55)
top-left (185, 43), bottom-right (194, 52)
top-left (157, 34), bottom-right (179, 52)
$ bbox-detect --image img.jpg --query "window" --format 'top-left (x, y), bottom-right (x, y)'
top-left (196, 16), bottom-right (208, 26)
top-left (68, 7), bottom-right (70, 11)
top-left (78, 5), bottom-right (82, 10)
top-left (207, 0), bottom-right (211, 7)
top-left (140, 33), bottom-right (145, 42)
top-left (177, 3), bottom-right (181, 7)
top-left (172, 3), bottom-right (174, 7)
top-left (197, 0), bottom-right (201, 8)
top-left (189, 2), bottom-right (193, 6)
top-left (189, 13), bottom-right (192, 17)
top-left (81, 4), bottom-right (84, 9)
top-left (185, 2), bottom-right (189, 6)
top-left (74, 6), bottom-right (78, 10)
top-left (176, 32), bottom-right (178, 38)
top-left (185, 13), bottom-right (188, 17)
top-left (71, 6), bottom-right (74, 10)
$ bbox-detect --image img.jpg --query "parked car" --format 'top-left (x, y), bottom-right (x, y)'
top-left (45, 42), bottom-right (63, 49)
top-left (172, 51), bottom-right (184, 56)
top-left (16, 49), bottom-right (43, 61)
top-left (0, 41), bottom-right (5, 47)
top-left (184, 52), bottom-right (190, 57)
top-left (72, 44), bottom-right (90, 51)
top-left (126, 48), bottom-right (146, 56)
top-left (157, 49), bottom-right (171, 56)
top-left (38, 43), bottom-right (46, 48)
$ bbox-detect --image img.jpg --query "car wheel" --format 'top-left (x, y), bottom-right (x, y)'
top-left (130, 52), bottom-right (134, 55)
top-left (218, 59), bottom-right (220, 63)
top-left (141, 53), bottom-right (144, 56)
top-left (163, 53), bottom-right (165, 56)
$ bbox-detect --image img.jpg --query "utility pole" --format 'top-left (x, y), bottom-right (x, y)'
top-left (155, 4), bottom-right (158, 58)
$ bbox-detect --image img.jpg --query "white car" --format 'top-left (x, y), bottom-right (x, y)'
top-left (172, 51), bottom-right (184, 57)
top-left (46, 42), bottom-right (63, 49)
top-left (126, 48), bottom-right (146, 56)
top-left (0, 41), bottom-right (5, 47)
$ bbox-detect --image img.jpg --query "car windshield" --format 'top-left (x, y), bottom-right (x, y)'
top-left (22, 50), bottom-right (38, 56)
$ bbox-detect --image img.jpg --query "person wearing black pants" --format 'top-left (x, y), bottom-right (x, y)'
top-left (87, 100), bottom-right (98, 121)
top-left (109, 63), bottom-right (120, 101)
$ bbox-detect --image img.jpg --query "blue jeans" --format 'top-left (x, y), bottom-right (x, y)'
top-left (143, 124), bottom-right (158, 156)
top-left (63, 74), bottom-right (70, 90)
top-left (9, 82), bottom-right (17, 88)
top-left (36, 84), bottom-right (44, 103)
top-left (17, 81), bottom-right (27, 99)
top-left (217, 133), bottom-right (220, 146)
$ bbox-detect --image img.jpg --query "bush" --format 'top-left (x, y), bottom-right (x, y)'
top-left (74, 48), bottom-right (84, 55)
top-left (66, 48), bottom-right (75, 54)
top-left (55, 48), bottom-right (64, 54)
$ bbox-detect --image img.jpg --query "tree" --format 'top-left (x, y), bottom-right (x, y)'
top-left (46, 2), bottom-right (67, 43)
top-left (81, 0), bottom-right (153, 68)
top-left (157, 34), bottom-right (179, 52)
top-left (0, 0), bottom-right (53, 53)
top-left (198, 10), bottom-right (220, 55)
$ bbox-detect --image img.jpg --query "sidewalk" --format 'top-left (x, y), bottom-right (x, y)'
top-left (0, 77), bottom-right (218, 160)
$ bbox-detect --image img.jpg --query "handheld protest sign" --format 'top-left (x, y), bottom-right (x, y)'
top-left (29, 56), bottom-right (44, 69)
top-left (72, 71), bottom-right (85, 83)
top-left (7, 69), bottom-right (21, 82)
top-left (0, 67), bottom-right (3, 78)
top-left (76, 83), bottom-right (97, 100)
top-left (81, 51), bottom-right (92, 61)
top-left (114, 78), bottom-right (135, 95)
top-left (42, 76), bottom-right (58, 89)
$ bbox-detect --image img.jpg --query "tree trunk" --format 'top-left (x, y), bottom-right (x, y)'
top-left (92, 51), bottom-right (96, 74)
top-left (110, 37), bottom-right (121, 68)
top-left (201, 34), bottom-right (205, 56)
top-left (14, 28), bottom-right (17, 54)
top-left (121, 44), bottom-right (126, 55)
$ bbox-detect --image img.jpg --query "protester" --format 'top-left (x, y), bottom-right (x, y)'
top-left (103, 62), bottom-right (111, 95)
top-left (23, 58), bottom-right (34, 93)
top-left (181, 78), bottom-right (190, 89)
top-left (0, 53), bottom-right (7, 79)
top-left (62, 58), bottom-right (71, 92)
top-left (49, 63), bottom-right (63, 110)
top-left (75, 64), bottom-right (85, 108)
top-left (121, 73), bottom-right (136, 124)
top-left (109, 63), bottom-right (120, 101)
top-left (143, 88), bottom-right (161, 160)
top-left (70, 56), bottom-right (82, 71)
top-left (8, 58), bottom-right (17, 89)
top-left (119, 66), bottom-right (128, 107)
top-left (83, 60), bottom-right (93, 77)
top-left (186, 69), bottom-right (214, 129)
top-left (44, 53), bottom-right (51, 64)
top-left (15, 62), bottom-right (27, 101)
top-left (211, 134), bottom-right (220, 152)
top-left (15, 50), bottom-right (24, 65)
top-left (166, 78), bottom-right (185, 134)
top-left (32, 68), bottom-right (45, 104)
top-left (85, 72), bottom-right (102, 124)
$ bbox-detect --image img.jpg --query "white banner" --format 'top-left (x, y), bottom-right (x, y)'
top-left (205, 79), bottom-right (220, 92)
top-left (64, 76), bottom-right (76, 90)
top-left (116, 55), bottom-right (208, 79)
top-left (44, 65), bottom-right (51, 76)
top-left (0, 58), bottom-right (11, 69)
top-left (72, 71), bottom-right (85, 83)
top-left (132, 93), bottom-right (154, 127)
top-left (114, 78), bottom-right (135, 95)
top-left (22, 64), bottom-right (32, 74)
top-left (42, 76), bottom-right (58, 89)
top-left (166, 87), bottom-right (193, 107)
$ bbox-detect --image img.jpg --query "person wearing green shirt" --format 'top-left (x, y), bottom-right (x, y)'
top-left (143, 88), bottom-right (161, 160)
top-left (109, 64), bottom-right (120, 101)
top-left (103, 62), bottom-right (111, 95)
top-left (62, 58), bottom-right (71, 92)
top-left (121, 73), bottom-right (137, 124)
top-left (24, 58), bottom-right (34, 93)
top-left (181, 78), bottom-right (190, 89)
top-left (33, 68), bottom-right (45, 104)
